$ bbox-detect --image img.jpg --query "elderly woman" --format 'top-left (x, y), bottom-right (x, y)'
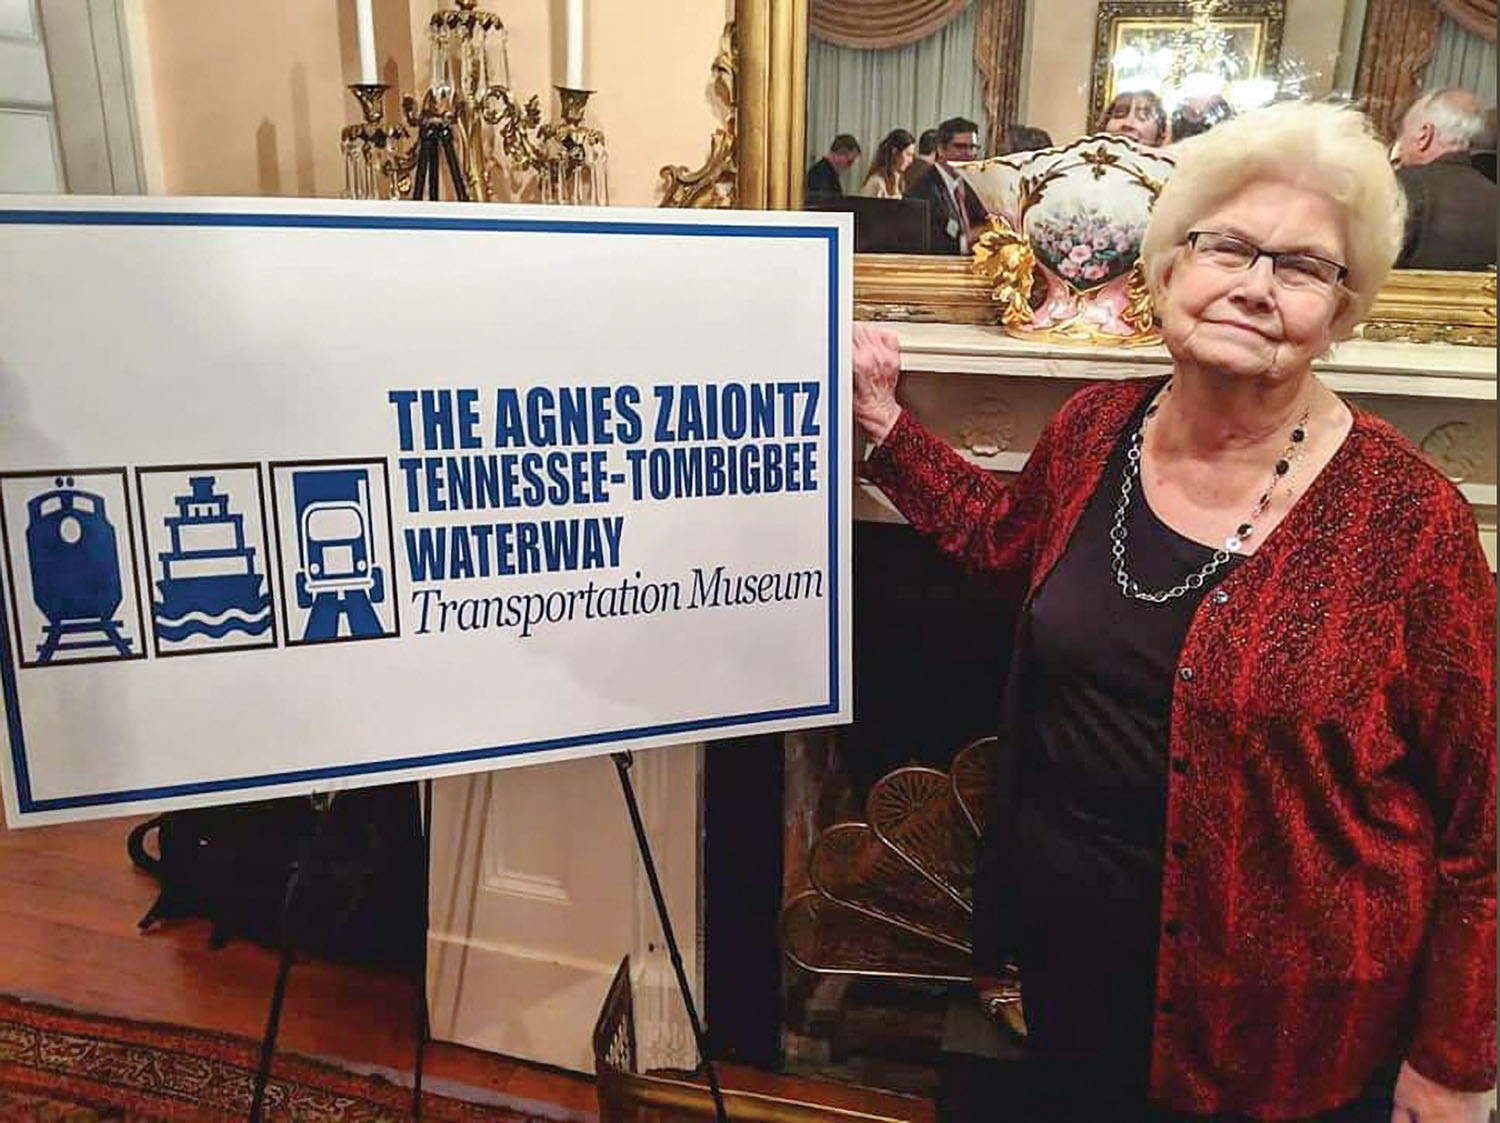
top-left (853, 102), bottom-right (1495, 1121)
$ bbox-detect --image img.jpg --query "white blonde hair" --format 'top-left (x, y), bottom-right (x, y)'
top-left (1140, 100), bottom-right (1405, 340)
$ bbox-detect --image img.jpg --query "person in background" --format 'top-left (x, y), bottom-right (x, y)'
top-left (903, 116), bottom-right (990, 254)
top-left (1393, 88), bottom-right (1498, 269)
top-left (1002, 124), bottom-right (1053, 155)
top-left (804, 134), bottom-right (861, 204)
top-left (1170, 95), bottom-right (1234, 143)
top-left (855, 100), bottom-right (1495, 1121)
top-left (860, 129), bottom-right (917, 198)
top-left (1100, 89), bottom-right (1168, 147)
top-left (905, 128), bottom-right (941, 192)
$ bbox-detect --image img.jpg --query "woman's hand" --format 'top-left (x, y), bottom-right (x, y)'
top-left (975, 972), bottom-right (1027, 1039)
top-left (1392, 1061), bottom-right (1491, 1122)
top-left (974, 974), bottom-right (1011, 1017)
top-left (852, 323), bottom-right (903, 444)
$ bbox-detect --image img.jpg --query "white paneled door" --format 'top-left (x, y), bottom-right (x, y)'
top-left (0, 0), bottom-right (64, 193)
top-left (427, 744), bottom-right (703, 1074)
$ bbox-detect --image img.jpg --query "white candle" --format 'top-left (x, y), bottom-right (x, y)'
top-left (564, 0), bottom-right (584, 89)
top-left (355, 0), bottom-right (378, 85)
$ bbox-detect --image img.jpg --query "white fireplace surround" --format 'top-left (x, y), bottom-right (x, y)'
top-left (862, 325), bottom-right (1498, 570)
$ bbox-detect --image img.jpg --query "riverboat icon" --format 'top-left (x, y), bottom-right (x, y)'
top-left (151, 475), bottom-right (273, 651)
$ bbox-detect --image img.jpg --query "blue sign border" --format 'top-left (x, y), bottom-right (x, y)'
top-left (0, 208), bottom-right (843, 813)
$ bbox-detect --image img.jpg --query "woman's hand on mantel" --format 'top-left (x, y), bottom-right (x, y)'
top-left (852, 323), bottom-right (903, 445)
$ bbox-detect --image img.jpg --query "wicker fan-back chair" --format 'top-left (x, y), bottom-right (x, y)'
top-left (779, 737), bottom-right (1025, 1038)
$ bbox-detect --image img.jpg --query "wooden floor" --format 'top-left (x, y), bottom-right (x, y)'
top-left (0, 809), bottom-right (933, 1120)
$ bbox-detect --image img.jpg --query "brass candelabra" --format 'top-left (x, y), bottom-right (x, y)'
top-left (340, 0), bottom-right (607, 205)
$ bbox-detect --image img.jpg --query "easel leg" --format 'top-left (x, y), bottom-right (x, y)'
top-left (249, 793), bottom-right (332, 1123)
top-left (611, 752), bottom-right (728, 1123)
top-left (410, 133), bottom-right (432, 202)
top-left (439, 129), bottom-right (469, 202)
top-left (412, 778), bottom-right (433, 1119)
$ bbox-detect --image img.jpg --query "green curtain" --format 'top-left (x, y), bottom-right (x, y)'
top-left (806, 3), bottom-right (986, 193)
top-left (1425, 12), bottom-right (1498, 100)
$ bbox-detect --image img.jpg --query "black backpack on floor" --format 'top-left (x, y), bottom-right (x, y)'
top-left (127, 785), bottom-right (424, 968)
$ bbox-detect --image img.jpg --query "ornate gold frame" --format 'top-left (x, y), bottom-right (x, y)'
top-left (1089, 1), bottom-right (1285, 133)
top-left (850, 255), bottom-right (1498, 346)
top-left (732, 0), bottom-right (1496, 346)
top-left (736, 0), bottom-right (807, 210)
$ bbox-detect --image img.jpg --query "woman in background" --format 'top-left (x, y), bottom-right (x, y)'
top-left (860, 128), bottom-right (917, 198)
top-left (1101, 89), bottom-right (1168, 146)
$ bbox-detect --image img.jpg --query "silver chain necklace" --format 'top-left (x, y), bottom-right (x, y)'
top-left (1109, 387), bottom-right (1311, 604)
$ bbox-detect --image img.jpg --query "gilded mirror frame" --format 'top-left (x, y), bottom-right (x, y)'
top-left (732, 0), bottom-right (1496, 345)
top-left (1088, 1), bottom-right (1285, 133)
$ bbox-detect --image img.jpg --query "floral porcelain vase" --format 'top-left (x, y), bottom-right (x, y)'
top-left (960, 134), bottom-right (1177, 345)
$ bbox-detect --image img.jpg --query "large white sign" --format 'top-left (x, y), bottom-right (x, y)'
top-left (0, 197), bottom-right (852, 825)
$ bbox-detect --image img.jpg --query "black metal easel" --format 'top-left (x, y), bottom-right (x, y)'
top-left (248, 761), bottom-right (717, 1122)
top-left (247, 792), bottom-right (332, 1122)
top-left (410, 118), bottom-right (469, 202)
top-left (246, 785), bottom-right (434, 1123)
top-left (411, 778), bottom-right (434, 1118)
top-left (611, 751), bottom-right (729, 1123)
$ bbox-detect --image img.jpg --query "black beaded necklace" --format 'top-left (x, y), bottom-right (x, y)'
top-left (1109, 384), bottom-right (1311, 604)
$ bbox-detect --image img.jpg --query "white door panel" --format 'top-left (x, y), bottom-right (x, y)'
top-left (428, 744), bottom-right (702, 1074)
top-left (0, 109), bottom-right (62, 192)
top-left (0, 0), bottom-right (35, 37)
top-left (0, 38), bottom-right (51, 100)
top-left (0, 0), bottom-right (63, 194)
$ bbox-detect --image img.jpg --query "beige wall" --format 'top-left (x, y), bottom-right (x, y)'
top-left (1020, 0), bottom-right (1095, 145)
top-left (1019, 0), bottom-right (1352, 147)
top-left (135, 0), bottom-right (729, 205)
top-left (591, 0), bottom-right (733, 207)
top-left (138, 0), bottom-right (414, 197)
top-left (1283, 0), bottom-right (1348, 99)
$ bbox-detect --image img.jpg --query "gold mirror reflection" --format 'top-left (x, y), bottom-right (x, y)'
top-left (729, 0), bottom-right (1500, 337)
top-left (1090, 2), bottom-right (1282, 133)
top-left (776, 0), bottom-right (1495, 284)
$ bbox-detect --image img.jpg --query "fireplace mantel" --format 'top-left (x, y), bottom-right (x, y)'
top-left (859, 323), bottom-right (1498, 568)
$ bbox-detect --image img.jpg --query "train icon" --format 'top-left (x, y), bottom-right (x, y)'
top-left (0, 471), bottom-right (145, 668)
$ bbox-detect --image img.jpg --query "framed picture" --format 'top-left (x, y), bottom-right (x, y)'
top-left (1088, 1), bottom-right (1287, 131)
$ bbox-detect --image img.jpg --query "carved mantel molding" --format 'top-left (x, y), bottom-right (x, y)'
top-left (860, 323), bottom-right (1498, 568)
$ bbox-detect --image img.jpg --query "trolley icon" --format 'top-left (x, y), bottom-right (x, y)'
top-left (292, 468), bottom-right (386, 641)
top-left (24, 476), bottom-right (135, 663)
top-left (269, 460), bottom-right (398, 647)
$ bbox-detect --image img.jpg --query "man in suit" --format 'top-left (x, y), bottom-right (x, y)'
top-left (805, 135), bottom-right (861, 205)
top-left (903, 117), bottom-right (989, 255)
top-left (1393, 88), bottom-right (1497, 270)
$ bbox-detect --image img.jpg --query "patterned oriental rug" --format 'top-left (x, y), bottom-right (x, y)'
top-left (0, 995), bottom-right (582, 1122)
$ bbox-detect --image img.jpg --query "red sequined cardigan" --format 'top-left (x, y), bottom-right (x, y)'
top-left (863, 377), bottom-right (1496, 1119)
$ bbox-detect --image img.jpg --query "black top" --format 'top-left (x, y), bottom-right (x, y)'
top-left (1010, 399), bottom-right (1241, 1075)
top-left (804, 157), bottom-right (843, 204)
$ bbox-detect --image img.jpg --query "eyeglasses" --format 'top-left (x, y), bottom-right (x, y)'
top-left (1186, 230), bottom-right (1348, 291)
